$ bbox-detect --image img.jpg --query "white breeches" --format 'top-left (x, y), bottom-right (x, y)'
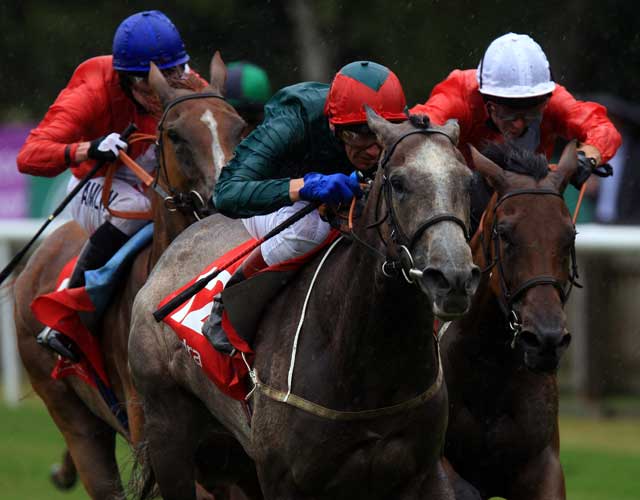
top-left (242, 201), bottom-right (331, 266)
top-left (67, 174), bottom-right (151, 236)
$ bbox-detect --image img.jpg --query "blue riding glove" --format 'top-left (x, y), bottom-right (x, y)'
top-left (299, 172), bottom-right (363, 205)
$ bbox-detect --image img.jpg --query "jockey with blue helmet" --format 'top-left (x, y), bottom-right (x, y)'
top-left (202, 61), bottom-right (408, 352)
top-left (17, 10), bottom-right (206, 361)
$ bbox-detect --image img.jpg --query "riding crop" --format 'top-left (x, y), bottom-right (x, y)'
top-left (153, 200), bottom-right (321, 322)
top-left (0, 123), bottom-right (138, 286)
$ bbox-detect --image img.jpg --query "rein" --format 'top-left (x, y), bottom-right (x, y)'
top-left (480, 188), bottom-right (582, 347)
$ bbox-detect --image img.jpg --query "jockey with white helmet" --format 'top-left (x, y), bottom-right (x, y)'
top-left (411, 32), bottom-right (621, 231)
top-left (17, 10), bottom-right (206, 361)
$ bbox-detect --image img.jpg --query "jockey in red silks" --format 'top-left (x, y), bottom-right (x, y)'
top-left (17, 10), bottom-right (206, 361)
top-left (410, 32), bottom-right (622, 232)
top-left (203, 61), bottom-right (408, 353)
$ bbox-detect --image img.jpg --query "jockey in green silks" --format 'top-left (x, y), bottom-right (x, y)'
top-left (202, 61), bottom-right (408, 353)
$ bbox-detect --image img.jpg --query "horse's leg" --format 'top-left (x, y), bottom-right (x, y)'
top-left (33, 380), bottom-right (123, 499)
top-left (141, 382), bottom-right (211, 500)
top-left (441, 457), bottom-right (482, 500)
top-left (507, 446), bottom-right (565, 500)
top-left (50, 448), bottom-right (77, 490)
top-left (408, 461), bottom-right (458, 500)
top-left (18, 320), bottom-right (123, 500)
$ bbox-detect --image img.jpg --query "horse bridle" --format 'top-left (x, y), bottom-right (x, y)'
top-left (480, 188), bottom-right (581, 347)
top-left (154, 92), bottom-right (226, 220)
top-left (363, 128), bottom-right (471, 284)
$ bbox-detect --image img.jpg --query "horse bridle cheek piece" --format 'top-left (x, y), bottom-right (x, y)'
top-left (375, 129), bottom-right (471, 284)
top-left (155, 92), bottom-right (226, 221)
top-left (480, 189), bottom-right (582, 348)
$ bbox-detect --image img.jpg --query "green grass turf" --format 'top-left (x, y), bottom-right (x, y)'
top-left (0, 394), bottom-right (132, 499)
top-left (0, 395), bottom-right (638, 499)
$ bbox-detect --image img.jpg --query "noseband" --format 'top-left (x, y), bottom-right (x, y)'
top-left (480, 188), bottom-right (582, 346)
top-left (366, 128), bottom-right (470, 284)
top-left (154, 92), bottom-right (226, 220)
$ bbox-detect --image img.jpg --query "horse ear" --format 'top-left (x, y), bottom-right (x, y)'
top-left (209, 51), bottom-right (228, 95)
top-left (365, 105), bottom-right (401, 146)
top-left (550, 140), bottom-right (578, 193)
top-left (148, 62), bottom-right (174, 105)
top-left (469, 144), bottom-right (505, 191)
top-left (440, 119), bottom-right (460, 146)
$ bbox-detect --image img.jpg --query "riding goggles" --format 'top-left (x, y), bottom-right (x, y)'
top-left (489, 102), bottom-right (546, 123)
top-left (338, 126), bottom-right (378, 149)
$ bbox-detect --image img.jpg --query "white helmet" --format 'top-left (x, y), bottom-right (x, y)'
top-left (477, 33), bottom-right (556, 99)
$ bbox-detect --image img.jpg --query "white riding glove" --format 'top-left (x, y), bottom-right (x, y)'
top-left (88, 132), bottom-right (128, 162)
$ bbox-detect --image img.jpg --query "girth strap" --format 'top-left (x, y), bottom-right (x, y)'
top-left (251, 345), bottom-right (443, 421)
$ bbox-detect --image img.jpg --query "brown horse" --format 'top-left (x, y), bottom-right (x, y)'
top-left (12, 53), bottom-right (245, 499)
top-left (440, 142), bottom-right (579, 499)
top-left (129, 110), bottom-right (480, 499)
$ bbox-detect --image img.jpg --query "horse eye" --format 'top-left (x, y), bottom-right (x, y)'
top-left (167, 129), bottom-right (182, 143)
top-left (390, 176), bottom-right (407, 195)
top-left (497, 225), bottom-right (514, 245)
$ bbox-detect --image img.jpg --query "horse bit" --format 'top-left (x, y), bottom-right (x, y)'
top-left (480, 189), bottom-right (581, 348)
top-left (153, 92), bottom-right (226, 220)
top-left (353, 127), bottom-right (471, 284)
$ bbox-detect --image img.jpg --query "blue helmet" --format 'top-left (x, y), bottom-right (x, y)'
top-left (112, 10), bottom-right (189, 72)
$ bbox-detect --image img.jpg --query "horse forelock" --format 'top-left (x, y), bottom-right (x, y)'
top-left (482, 142), bottom-right (549, 181)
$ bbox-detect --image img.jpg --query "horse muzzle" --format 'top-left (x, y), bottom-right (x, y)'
top-left (419, 264), bottom-right (480, 319)
top-left (518, 326), bottom-right (572, 373)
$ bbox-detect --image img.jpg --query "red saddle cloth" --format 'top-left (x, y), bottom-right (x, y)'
top-left (158, 231), bottom-right (340, 401)
top-left (30, 258), bottom-right (107, 388)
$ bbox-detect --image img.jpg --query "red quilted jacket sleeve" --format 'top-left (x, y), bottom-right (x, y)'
top-left (410, 70), bottom-right (474, 127)
top-left (16, 57), bottom-right (112, 177)
top-left (545, 85), bottom-right (622, 163)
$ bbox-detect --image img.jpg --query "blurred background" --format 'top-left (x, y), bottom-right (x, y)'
top-left (0, 1), bottom-right (638, 499)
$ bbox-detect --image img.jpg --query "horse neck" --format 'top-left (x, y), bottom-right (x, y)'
top-left (147, 196), bottom-right (193, 270)
top-left (303, 191), bottom-right (439, 403)
top-left (456, 205), bottom-right (513, 366)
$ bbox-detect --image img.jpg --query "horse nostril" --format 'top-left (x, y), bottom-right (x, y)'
top-left (423, 268), bottom-right (451, 293)
top-left (519, 330), bottom-right (541, 349)
top-left (558, 331), bottom-right (572, 348)
top-left (466, 266), bottom-right (481, 294)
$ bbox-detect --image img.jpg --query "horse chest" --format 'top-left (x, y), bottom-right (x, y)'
top-left (450, 371), bottom-right (558, 466)
top-left (287, 430), bottom-right (428, 496)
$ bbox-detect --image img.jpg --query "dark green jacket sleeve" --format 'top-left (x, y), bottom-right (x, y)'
top-left (213, 94), bottom-right (308, 218)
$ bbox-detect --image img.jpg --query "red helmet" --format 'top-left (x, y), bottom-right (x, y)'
top-left (324, 61), bottom-right (407, 126)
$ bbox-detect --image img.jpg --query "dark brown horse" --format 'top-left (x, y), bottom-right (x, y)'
top-left (129, 109), bottom-right (480, 499)
top-left (12, 53), bottom-right (245, 499)
top-left (440, 141), bottom-right (579, 499)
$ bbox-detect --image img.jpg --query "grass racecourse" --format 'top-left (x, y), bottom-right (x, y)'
top-left (0, 394), bottom-right (638, 499)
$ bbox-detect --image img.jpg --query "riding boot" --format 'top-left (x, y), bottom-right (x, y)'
top-left (37, 222), bottom-right (129, 362)
top-left (202, 246), bottom-right (268, 354)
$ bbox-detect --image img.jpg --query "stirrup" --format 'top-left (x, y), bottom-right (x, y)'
top-left (37, 327), bottom-right (81, 363)
top-left (201, 299), bottom-right (236, 355)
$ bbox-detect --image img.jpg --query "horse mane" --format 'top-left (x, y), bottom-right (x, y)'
top-left (481, 142), bottom-right (549, 180)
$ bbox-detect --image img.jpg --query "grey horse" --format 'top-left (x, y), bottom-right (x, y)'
top-left (129, 109), bottom-right (480, 500)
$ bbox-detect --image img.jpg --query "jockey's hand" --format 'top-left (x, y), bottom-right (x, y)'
top-left (572, 150), bottom-right (614, 188)
top-left (408, 113), bottom-right (431, 129)
top-left (88, 132), bottom-right (128, 162)
top-left (299, 172), bottom-right (363, 205)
